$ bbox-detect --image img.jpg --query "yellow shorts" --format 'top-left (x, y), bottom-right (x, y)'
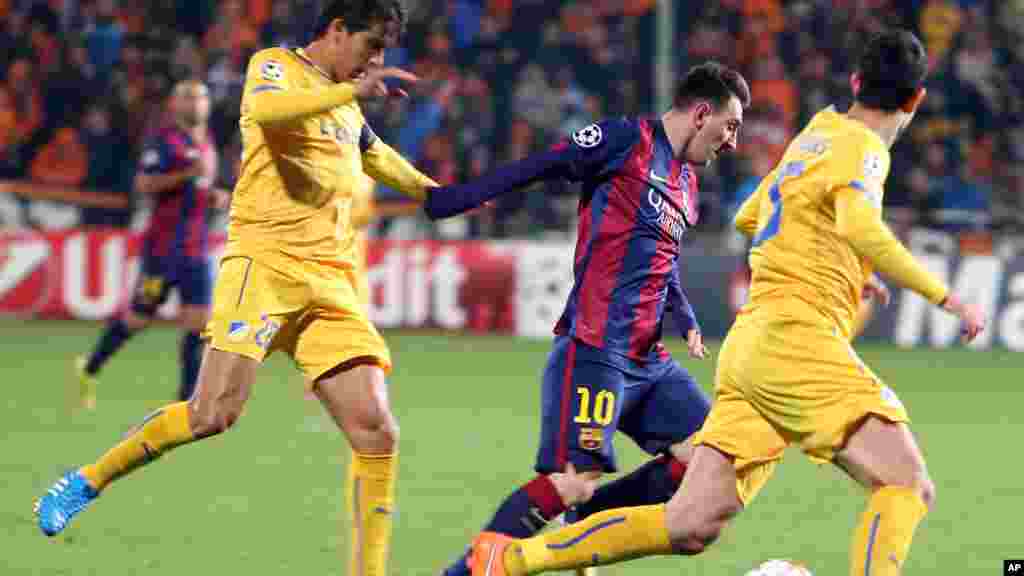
top-left (207, 255), bottom-right (391, 383)
top-left (692, 311), bottom-right (909, 505)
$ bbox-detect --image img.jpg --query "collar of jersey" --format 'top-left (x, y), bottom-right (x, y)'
top-left (651, 117), bottom-right (684, 180)
top-left (820, 105), bottom-right (887, 152)
top-left (292, 47), bottom-right (333, 82)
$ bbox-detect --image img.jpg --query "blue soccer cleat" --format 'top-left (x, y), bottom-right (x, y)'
top-left (34, 470), bottom-right (98, 537)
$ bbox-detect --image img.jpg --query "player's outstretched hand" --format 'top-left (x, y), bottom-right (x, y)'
top-left (941, 293), bottom-right (986, 343)
top-left (863, 276), bottom-right (890, 307)
top-left (355, 67), bottom-right (418, 100)
top-left (686, 328), bottom-right (709, 359)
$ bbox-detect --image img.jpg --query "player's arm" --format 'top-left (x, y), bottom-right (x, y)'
top-left (666, 263), bottom-right (699, 336)
top-left (667, 262), bottom-right (707, 359)
top-left (424, 119), bottom-right (637, 220)
top-left (834, 185), bottom-right (948, 304)
top-left (836, 185), bottom-right (984, 339)
top-left (245, 52), bottom-right (417, 126)
top-left (360, 125), bottom-right (439, 202)
top-left (133, 142), bottom-right (199, 196)
top-left (733, 182), bottom-right (766, 237)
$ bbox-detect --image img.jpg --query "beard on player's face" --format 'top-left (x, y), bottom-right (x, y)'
top-left (686, 126), bottom-right (725, 166)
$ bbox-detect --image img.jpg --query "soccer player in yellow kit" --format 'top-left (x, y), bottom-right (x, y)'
top-left (468, 29), bottom-right (985, 576)
top-left (36, 3), bottom-right (437, 575)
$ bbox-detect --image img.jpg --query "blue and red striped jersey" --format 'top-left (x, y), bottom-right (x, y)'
top-left (553, 117), bottom-right (700, 361)
top-left (139, 126), bottom-right (215, 259)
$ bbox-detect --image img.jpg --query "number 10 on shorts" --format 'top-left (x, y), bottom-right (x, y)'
top-left (574, 387), bottom-right (615, 426)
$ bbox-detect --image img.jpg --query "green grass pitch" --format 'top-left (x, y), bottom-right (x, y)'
top-left (2, 319), bottom-right (1020, 575)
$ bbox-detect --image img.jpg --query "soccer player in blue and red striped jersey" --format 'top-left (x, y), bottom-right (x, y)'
top-left (75, 80), bottom-right (230, 406)
top-left (429, 62), bottom-right (749, 576)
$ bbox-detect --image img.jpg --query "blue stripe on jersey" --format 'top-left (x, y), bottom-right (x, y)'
top-left (604, 217), bottom-right (657, 350)
top-left (849, 180), bottom-right (866, 190)
top-left (602, 121), bottom-right (675, 352)
top-left (752, 160), bottom-right (804, 248)
top-left (561, 185), bottom-right (613, 334)
top-left (251, 84), bottom-right (284, 94)
top-left (359, 124), bottom-right (378, 153)
top-left (172, 181), bottom-right (194, 259)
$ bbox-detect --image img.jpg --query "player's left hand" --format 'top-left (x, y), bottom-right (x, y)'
top-left (686, 329), bottom-right (708, 359)
top-left (355, 67), bottom-right (418, 100)
top-left (211, 188), bottom-right (232, 211)
top-left (863, 277), bottom-right (890, 307)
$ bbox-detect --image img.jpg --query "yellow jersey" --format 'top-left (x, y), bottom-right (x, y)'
top-left (735, 107), bottom-right (946, 339)
top-left (349, 172), bottom-right (375, 311)
top-left (228, 47), bottom-right (435, 267)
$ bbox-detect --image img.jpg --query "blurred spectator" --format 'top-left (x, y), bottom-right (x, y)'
top-left (748, 56), bottom-right (797, 131)
top-left (30, 126), bottom-right (88, 187)
top-left (83, 0), bottom-right (125, 85)
top-left (261, 0), bottom-right (301, 48)
top-left (45, 39), bottom-right (100, 130)
top-left (203, 0), bottom-right (259, 69)
top-left (513, 64), bottom-right (559, 136)
top-left (80, 102), bottom-right (132, 227)
top-left (919, 0), bottom-right (963, 68)
top-left (0, 0), bottom-right (1015, 236)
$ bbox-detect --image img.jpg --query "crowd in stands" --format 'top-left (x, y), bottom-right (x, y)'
top-left (0, 0), bottom-right (1020, 238)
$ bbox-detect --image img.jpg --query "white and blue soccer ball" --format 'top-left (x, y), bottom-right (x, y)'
top-left (744, 559), bottom-right (813, 576)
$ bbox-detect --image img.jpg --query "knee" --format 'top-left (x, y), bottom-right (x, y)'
top-left (914, 474), bottom-right (936, 510)
top-left (668, 501), bottom-right (742, 556)
top-left (350, 409), bottom-right (400, 453)
top-left (188, 399), bottom-right (243, 438)
top-left (549, 469), bottom-right (600, 507)
top-left (889, 466), bottom-right (935, 511)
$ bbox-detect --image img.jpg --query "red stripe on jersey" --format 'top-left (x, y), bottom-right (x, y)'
top-left (556, 339), bottom-right (577, 470)
top-left (573, 126), bottom-right (654, 346)
top-left (627, 252), bottom-right (672, 356)
top-left (184, 192), bottom-right (207, 258)
top-left (149, 195), bottom-right (184, 257)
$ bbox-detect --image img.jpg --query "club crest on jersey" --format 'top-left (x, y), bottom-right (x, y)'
top-left (572, 124), bottom-right (603, 148)
top-left (227, 321), bottom-right (250, 342)
top-left (579, 427), bottom-right (603, 451)
top-left (260, 60), bottom-right (285, 82)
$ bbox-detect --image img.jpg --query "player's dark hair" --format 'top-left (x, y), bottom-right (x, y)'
top-left (674, 61), bottom-right (750, 111)
top-left (313, 0), bottom-right (408, 38)
top-left (854, 29), bottom-right (928, 111)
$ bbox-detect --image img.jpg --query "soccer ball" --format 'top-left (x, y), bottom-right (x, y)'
top-left (744, 559), bottom-right (813, 576)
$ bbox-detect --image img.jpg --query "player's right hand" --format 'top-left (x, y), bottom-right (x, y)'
top-left (355, 67), bottom-right (418, 100)
top-left (941, 294), bottom-right (985, 343)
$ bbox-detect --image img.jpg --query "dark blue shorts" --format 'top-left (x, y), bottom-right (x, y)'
top-left (131, 255), bottom-right (213, 316)
top-left (535, 336), bottom-right (710, 474)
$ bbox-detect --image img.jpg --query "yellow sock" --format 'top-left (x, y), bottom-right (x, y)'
top-left (850, 486), bottom-right (928, 576)
top-left (80, 402), bottom-right (194, 491)
top-left (509, 504), bottom-right (672, 575)
top-left (348, 451), bottom-right (397, 576)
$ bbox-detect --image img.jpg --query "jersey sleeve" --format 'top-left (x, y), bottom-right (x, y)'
top-left (733, 177), bottom-right (768, 237)
top-left (666, 260), bottom-right (699, 336)
top-left (138, 137), bottom-right (170, 175)
top-left (830, 135), bottom-right (890, 210)
top-left (242, 49), bottom-right (356, 126)
top-left (361, 123), bottom-right (439, 201)
top-left (553, 118), bottom-right (639, 182)
top-left (834, 183), bottom-right (947, 304)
